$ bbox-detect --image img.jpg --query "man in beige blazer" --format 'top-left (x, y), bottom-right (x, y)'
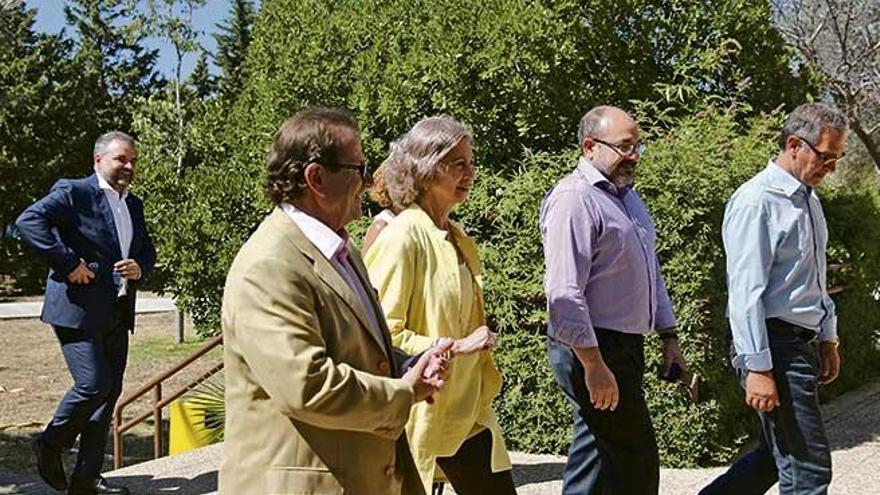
top-left (220, 107), bottom-right (451, 495)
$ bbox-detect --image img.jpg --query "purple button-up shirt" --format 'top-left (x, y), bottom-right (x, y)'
top-left (540, 158), bottom-right (677, 348)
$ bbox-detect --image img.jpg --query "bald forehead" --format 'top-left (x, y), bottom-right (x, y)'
top-left (579, 105), bottom-right (640, 143)
top-left (597, 108), bottom-right (637, 137)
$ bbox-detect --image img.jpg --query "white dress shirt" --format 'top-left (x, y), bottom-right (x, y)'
top-left (280, 203), bottom-right (384, 341)
top-left (97, 173), bottom-right (133, 296)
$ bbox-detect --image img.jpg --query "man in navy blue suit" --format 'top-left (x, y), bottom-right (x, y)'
top-left (16, 131), bottom-right (156, 495)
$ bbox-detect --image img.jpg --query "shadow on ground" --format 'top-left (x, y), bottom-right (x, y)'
top-left (512, 461), bottom-right (565, 487)
top-left (0, 428), bottom-right (167, 494)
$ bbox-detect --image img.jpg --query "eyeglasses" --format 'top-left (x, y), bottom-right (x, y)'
top-left (795, 135), bottom-right (845, 165)
top-left (591, 137), bottom-right (646, 157)
top-left (313, 160), bottom-right (370, 181)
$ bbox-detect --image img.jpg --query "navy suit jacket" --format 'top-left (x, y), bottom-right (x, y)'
top-left (15, 174), bottom-right (156, 332)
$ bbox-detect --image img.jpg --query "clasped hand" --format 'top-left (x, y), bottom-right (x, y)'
top-left (403, 338), bottom-right (455, 404)
top-left (67, 258), bottom-right (141, 285)
top-left (452, 325), bottom-right (499, 355)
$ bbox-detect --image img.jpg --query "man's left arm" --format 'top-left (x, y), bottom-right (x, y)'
top-left (818, 271), bottom-right (840, 385)
top-left (653, 254), bottom-right (687, 377)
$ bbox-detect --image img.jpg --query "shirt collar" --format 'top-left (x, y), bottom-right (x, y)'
top-left (576, 157), bottom-right (631, 198)
top-left (766, 160), bottom-right (809, 198)
top-left (96, 172), bottom-right (128, 200)
top-left (280, 203), bottom-right (347, 261)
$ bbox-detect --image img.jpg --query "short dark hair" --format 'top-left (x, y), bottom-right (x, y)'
top-left (264, 107), bottom-right (359, 205)
top-left (780, 102), bottom-right (847, 149)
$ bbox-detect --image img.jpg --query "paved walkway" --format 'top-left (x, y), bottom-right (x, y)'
top-left (0, 298), bottom-right (176, 320)
top-left (3, 383), bottom-right (878, 494)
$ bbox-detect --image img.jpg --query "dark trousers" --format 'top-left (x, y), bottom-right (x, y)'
top-left (548, 329), bottom-right (659, 495)
top-left (42, 301), bottom-right (130, 481)
top-left (434, 428), bottom-right (516, 495)
top-left (700, 322), bottom-right (832, 495)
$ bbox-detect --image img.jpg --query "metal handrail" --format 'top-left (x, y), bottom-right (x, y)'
top-left (112, 334), bottom-right (224, 469)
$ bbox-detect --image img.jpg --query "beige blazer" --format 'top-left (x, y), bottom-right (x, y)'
top-left (219, 208), bottom-right (425, 495)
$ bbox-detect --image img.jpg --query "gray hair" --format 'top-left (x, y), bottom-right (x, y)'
top-left (94, 131), bottom-right (135, 156)
top-left (780, 102), bottom-right (848, 149)
top-left (384, 116), bottom-right (473, 209)
top-left (577, 106), bottom-right (613, 145)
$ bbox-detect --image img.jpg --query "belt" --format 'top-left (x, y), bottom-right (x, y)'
top-left (766, 318), bottom-right (818, 343)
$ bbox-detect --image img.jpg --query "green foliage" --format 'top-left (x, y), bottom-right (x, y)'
top-left (456, 107), bottom-right (880, 465)
top-left (64, 0), bottom-right (162, 125)
top-left (212, 0), bottom-right (256, 101)
top-left (0, 3), bottom-right (108, 294)
top-left (129, 0), bottom-right (880, 465)
top-left (187, 51), bottom-right (215, 99)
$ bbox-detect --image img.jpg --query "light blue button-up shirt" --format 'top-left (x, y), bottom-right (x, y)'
top-left (723, 161), bottom-right (837, 371)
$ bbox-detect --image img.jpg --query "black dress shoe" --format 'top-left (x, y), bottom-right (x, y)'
top-left (68, 476), bottom-right (130, 495)
top-left (31, 437), bottom-right (67, 491)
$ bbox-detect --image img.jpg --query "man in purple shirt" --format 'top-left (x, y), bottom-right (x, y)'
top-left (541, 106), bottom-right (687, 495)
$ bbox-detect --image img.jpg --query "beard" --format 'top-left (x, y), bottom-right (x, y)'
top-left (610, 159), bottom-right (637, 188)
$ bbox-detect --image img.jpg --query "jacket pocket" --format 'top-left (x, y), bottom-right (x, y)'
top-left (265, 467), bottom-right (343, 495)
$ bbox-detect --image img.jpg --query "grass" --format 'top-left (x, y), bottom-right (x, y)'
top-left (128, 336), bottom-right (222, 363)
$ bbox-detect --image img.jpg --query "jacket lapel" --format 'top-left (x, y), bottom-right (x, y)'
top-left (347, 247), bottom-right (398, 369)
top-left (90, 174), bottom-right (122, 257)
top-left (125, 195), bottom-right (142, 256)
top-left (272, 209), bottom-right (390, 359)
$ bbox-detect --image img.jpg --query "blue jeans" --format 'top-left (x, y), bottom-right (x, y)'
top-left (700, 326), bottom-right (832, 495)
top-left (548, 329), bottom-right (659, 495)
top-left (42, 302), bottom-right (130, 481)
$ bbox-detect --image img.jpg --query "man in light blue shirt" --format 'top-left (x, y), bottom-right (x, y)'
top-left (701, 102), bottom-right (846, 495)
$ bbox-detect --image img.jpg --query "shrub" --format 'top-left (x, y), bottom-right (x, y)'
top-left (131, 0), bottom-right (880, 465)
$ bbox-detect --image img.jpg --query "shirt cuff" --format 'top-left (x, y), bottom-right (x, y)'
top-left (732, 348), bottom-right (773, 372)
top-left (655, 310), bottom-right (677, 331)
top-left (548, 321), bottom-right (597, 348)
top-left (819, 313), bottom-right (838, 342)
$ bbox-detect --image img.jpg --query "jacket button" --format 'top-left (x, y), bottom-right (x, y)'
top-left (378, 360), bottom-right (390, 373)
top-left (385, 465), bottom-right (395, 476)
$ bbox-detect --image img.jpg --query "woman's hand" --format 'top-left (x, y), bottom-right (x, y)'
top-left (452, 325), bottom-right (498, 355)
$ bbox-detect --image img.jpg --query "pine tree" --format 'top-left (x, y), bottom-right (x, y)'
top-left (0, 2), bottom-right (100, 292)
top-left (63, 0), bottom-right (162, 131)
top-left (188, 50), bottom-right (215, 99)
top-left (213, 0), bottom-right (255, 101)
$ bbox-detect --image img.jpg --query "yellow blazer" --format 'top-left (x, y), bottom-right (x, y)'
top-left (364, 205), bottom-right (511, 493)
top-left (220, 208), bottom-right (425, 495)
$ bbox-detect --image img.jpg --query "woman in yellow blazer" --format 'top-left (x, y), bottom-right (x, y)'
top-left (364, 116), bottom-right (515, 495)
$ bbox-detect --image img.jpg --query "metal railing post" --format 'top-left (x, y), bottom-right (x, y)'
top-left (113, 409), bottom-right (123, 469)
top-left (176, 308), bottom-right (185, 343)
top-left (111, 335), bottom-right (223, 469)
top-left (153, 383), bottom-right (163, 459)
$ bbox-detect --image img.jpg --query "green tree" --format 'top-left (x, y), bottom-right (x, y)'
top-left (0, 2), bottom-right (101, 293)
top-left (212, 0), bottom-right (256, 101)
top-left (188, 50), bottom-right (215, 99)
top-left (141, 0), bottom-right (207, 175)
top-left (135, 0), bottom-right (863, 463)
top-left (64, 0), bottom-right (161, 131)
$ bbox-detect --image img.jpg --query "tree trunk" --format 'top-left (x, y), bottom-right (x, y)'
top-left (850, 118), bottom-right (880, 173)
top-left (175, 45), bottom-right (184, 177)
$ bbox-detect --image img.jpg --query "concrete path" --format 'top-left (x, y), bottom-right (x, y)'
top-left (3, 382), bottom-right (878, 494)
top-left (0, 298), bottom-right (176, 320)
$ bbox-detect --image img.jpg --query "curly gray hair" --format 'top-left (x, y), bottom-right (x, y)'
top-left (383, 116), bottom-right (473, 210)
